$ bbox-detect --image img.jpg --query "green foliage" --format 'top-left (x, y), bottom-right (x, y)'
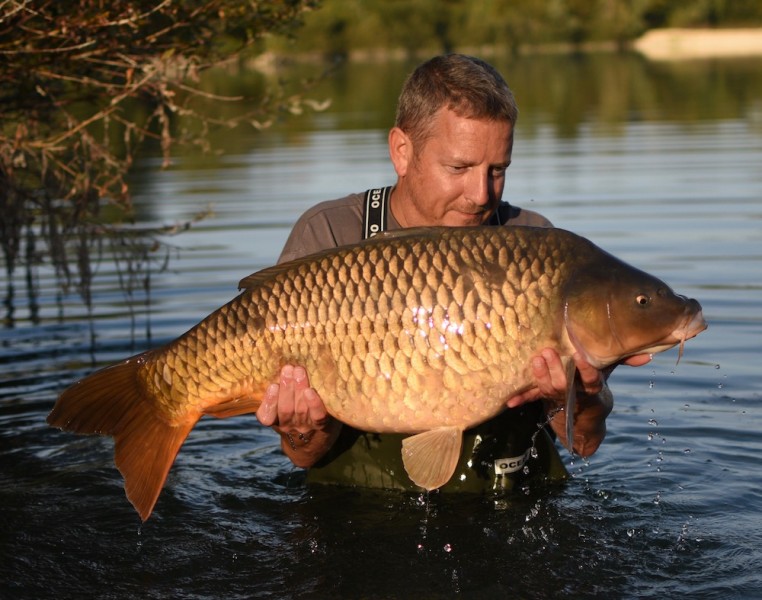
top-left (267, 0), bottom-right (762, 57)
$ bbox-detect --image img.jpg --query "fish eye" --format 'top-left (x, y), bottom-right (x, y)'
top-left (635, 294), bottom-right (651, 307)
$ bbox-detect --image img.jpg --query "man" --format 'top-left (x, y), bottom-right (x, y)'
top-left (256, 54), bottom-right (650, 492)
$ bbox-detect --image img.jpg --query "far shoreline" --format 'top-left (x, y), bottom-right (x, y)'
top-left (633, 28), bottom-right (762, 60)
top-left (342, 28), bottom-right (762, 63)
top-left (250, 27), bottom-right (762, 72)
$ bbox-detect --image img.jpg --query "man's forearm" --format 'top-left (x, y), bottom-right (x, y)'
top-left (547, 383), bottom-right (613, 456)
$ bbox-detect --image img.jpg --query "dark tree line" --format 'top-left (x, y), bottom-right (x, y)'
top-left (267, 0), bottom-right (762, 58)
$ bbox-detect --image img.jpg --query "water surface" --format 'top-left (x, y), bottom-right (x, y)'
top-left (2, 53), bottom-right (761, 598)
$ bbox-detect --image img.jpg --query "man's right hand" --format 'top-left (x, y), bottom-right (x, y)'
top-left (256, 365), bottom-right (341, 467)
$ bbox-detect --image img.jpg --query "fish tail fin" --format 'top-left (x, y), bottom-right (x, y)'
top-left (47, 356), bottom-right (198, 521)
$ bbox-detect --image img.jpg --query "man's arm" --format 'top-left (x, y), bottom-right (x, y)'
top-left (507, 349), bottom-right (652, 456)
top-left (255, 365), bottom-right (342, 467)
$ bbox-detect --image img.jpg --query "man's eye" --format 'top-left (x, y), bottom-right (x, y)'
top-left (490, 166), bottom-right (507, 177)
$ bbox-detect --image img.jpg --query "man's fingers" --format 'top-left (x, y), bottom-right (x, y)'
top-left (293, 366), bottom-right (309, 389)
top-left (623, 354), bottom-right (652, 367)
top-left (258, 364), bottom-right (330, 432)
top-left (538, 349), bottom-right (567, 396)
top-left (303, 387), bottom-right (329, 422)
top-left (291, 366), bottom-right (311, 419)
top-left (256, 383), bottom-right (279, 426)
top-left (505, 388), bottom-right (542, 409)
top-left (570, 352), bottom-right (606, 396)
top-left (277, 365), bottom-right (296, 424)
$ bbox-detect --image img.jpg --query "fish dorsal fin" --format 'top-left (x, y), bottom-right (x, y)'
top-left (238, 262), bottom-right (296, 291)
top-left (401, 426), bottom-right (463, 490)
top-left (372, 226), bottom-right (447, 240)
top-left (238, 227), bottom-right (450, 291)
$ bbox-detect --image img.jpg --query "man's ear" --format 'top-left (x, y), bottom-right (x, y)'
top-left (389, 127), bottom-right (412, 177)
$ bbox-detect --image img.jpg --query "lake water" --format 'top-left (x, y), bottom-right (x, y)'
top-left (2, 53), bottom-right (761, 599)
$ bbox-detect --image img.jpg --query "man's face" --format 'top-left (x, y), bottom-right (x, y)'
top-left (392, 107), bottom-right (514, 228)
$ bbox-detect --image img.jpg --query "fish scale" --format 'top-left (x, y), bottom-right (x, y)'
top-left (48, 225), bottom-right (707, 520)
top-left (187, 227), bottom-right (564, 432)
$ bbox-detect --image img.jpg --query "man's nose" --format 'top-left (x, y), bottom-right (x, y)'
top-left (464, 169), bottom-right (491, 206)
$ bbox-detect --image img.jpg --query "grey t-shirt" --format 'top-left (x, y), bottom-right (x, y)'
top-left (278, 192), bottom-right (552, 264)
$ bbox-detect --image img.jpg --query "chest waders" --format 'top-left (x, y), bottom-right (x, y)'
top-left (305, 188), bottom-right (569, 493)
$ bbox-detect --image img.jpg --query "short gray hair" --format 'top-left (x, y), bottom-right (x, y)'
top-left (395, 54), bottom-right (519, 147)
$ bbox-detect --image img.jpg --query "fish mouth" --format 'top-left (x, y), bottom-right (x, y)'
top-left (634, 303), bottom-right (708, 363)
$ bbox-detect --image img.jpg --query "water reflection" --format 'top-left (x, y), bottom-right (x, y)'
top-left (1, 208), bottom-right (212, 346)
top-left (2, 52), bottom-right (762, 599)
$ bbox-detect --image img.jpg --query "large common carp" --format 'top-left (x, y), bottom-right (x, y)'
top-left (48, 226), bottom-right (706, 520)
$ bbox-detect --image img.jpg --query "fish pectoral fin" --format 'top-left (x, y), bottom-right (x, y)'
top-left (562, 355), bottom-right (577, 455)
top-left (401, 427), bottom-right (463, 491)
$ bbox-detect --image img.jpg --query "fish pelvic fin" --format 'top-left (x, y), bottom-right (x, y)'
top-left (47, 356), bottom-right (200, 522)
top-left (401, 426), bottom-right (463, 491)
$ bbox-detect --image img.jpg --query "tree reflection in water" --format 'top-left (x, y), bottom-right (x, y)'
top-left (2, 197), bottom-right (210, 348)
top-left (0, 2), bottom-right (322, 342)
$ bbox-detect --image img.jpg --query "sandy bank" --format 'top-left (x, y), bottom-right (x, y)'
top-left (635, 28), bottom-right (762, 60)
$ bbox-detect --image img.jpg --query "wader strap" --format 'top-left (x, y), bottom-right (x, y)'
top-left (362, 186), bottom-right (392, 240)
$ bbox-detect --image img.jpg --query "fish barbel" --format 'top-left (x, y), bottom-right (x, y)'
top-left (47, 226), bottom-right (707, 520)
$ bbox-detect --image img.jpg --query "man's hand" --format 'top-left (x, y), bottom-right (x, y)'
top-left (505, 349), bottom-right (652, 456)
top-left (506, 350), bottom-right (652, 409)
top-left (256, 365), bottom-right (341, 468)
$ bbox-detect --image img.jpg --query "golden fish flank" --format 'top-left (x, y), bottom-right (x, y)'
top-left (47, 225), bottom-right (707, 520)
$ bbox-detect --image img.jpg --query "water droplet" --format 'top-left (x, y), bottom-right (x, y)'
top-left (627, 528), bottom-right (635, 537)
top-left (649, 380), bottom-right (655, 389)
top-left (683, 448), bottom-right (692, 454)
top-left (443, 543), bottom-right (452, 553)
top-left (530, 447), bottom-right (538, 459)
top-left (648, 418), bottom-right (659, 427)
top-left (715, 364), bottom-right (721, 369)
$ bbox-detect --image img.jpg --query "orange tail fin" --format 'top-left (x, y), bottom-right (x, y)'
top-left (47, 355), bottom-right (199, 521)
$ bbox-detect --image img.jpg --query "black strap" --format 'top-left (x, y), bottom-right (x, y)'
top-left (362, 186), bottom-right (392, 240)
